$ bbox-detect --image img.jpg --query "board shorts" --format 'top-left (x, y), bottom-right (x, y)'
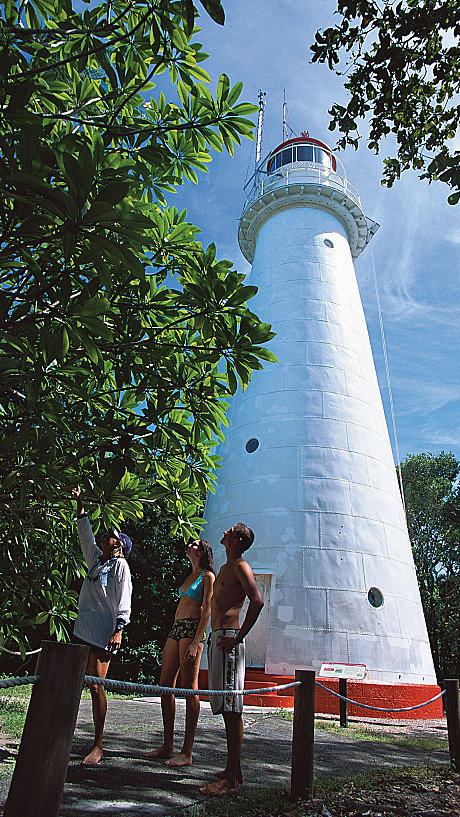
top-left (207, 629), bottom-right (245, 715)
top-left (168, 618), bottom-right (206, 644)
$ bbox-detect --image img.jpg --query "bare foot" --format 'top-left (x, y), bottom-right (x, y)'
top-left (165, 752), bottom-right (192, 767)
top-left (82, 746), bottom-right (103, 766)
top-left (200, 778), bottom-right (239, 796)
top-left (213, 769), bottom-right (244, 783)
top-left (144, 745), bottom-right (174, 759)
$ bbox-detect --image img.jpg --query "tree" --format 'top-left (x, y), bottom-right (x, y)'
top-left (0, 0), bottom-right (276, 654)
top-left (400, 451), bottom-right (460, 680)
top-left (311, 1), bottom-right (460, 204)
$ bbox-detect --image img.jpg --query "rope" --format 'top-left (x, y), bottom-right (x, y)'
top-left (0, 673), bottom-right (446, 714)
top-left (370, 245), bottom-right (406, 512)
top-left (315, 680), bottom-right (446, 713)
top-left (84, 675), bottom-right (301, 697)
top-left (0, 645), bottom-right (42, 657)
top-left (0, 675), bottom-right (39, 689)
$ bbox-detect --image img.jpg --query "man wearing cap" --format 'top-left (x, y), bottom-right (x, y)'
top-left (71, 486), bottom-right (132, 765)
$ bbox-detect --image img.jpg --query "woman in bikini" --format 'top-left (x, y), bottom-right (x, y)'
top-left (146, 538), bottom-right (214, 766)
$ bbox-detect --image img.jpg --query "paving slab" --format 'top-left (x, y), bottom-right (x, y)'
top-left (0, 698), bottom-right (450, 817)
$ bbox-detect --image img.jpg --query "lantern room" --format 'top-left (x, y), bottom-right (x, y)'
top-left (267, 133), bottom-right (337, 174)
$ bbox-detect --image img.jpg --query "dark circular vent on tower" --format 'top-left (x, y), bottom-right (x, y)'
top-left (368, 587), bottom-right (384, 608)
top-left (245, 438), bottom-right (259, 453)
top-left (324, 238), bottom-right (334, 248)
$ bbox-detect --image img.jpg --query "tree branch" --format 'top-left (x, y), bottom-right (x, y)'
top-left (7, 8), bottom-right (153, 81)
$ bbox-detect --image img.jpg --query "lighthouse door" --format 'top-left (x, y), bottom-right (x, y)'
top-left (241, 572), bottom-right (273, 668)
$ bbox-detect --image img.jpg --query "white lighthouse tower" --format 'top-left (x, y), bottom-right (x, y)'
top-left (203, 131), bottom-right (437, 688)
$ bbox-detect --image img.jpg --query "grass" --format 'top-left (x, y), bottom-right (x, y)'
top-left (0, 683), bottom-right (34, 700)
top-left (0, 698), bottom-right (29, 739)
top-left (176, 765), bottom-right (456, 817)
top-left (0, 684), bottom-right (134, 702)
top-left (277, 710), bottom-right (447, 752)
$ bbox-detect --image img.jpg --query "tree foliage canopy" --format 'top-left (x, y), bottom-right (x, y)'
top-left (0, 0), bottom-right (276, 652)
top-left (311, 1), bottom-right (460, 203)
top-left (400, 451), bottom-right (460, 679)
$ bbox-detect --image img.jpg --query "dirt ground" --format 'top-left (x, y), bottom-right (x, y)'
top-left (304, 766), bottom-right (460, 817)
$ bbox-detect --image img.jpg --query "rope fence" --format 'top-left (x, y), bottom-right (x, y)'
top-left (84, 675), bottom-right (300, 697)
top-left (315, 679), bottom-right (446, 713)
top-left (0, 676), bottom-right (39, 689)
top-left (0, 672), bottom-right (447, 712)
top-left (1, 643), bottom-right (459, 817)
top-left (0, 646), bottom-right (42, 657)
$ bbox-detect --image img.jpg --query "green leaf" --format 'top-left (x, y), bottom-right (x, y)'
top-left (225, 285), bottom-right (258, 306)
top-left (226, 82), bottom-right (244, 107)
top-left (217, 74), bottom-right (230, 103)
top-left (80, 334), bottom-right (100, 365)
top-left (253, 347), bottom-right (277, 362)
top-left (231, 102), bottom-right (258, 115)
top-left (78, 297), bottom-right (110, 317)
top-left (226, 362), bottom-right (238, 395)
top-left (199, 0), bottom-right (225, 25)
top-left (59, 326), bottom-right (70, 360)
top-left (182, 61), bottom-right (211, 83)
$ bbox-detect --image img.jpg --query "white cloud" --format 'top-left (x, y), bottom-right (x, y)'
top-left (447, 229), bottom-right (460, 245)
top-left (394, 380), bottom-right (460, 418)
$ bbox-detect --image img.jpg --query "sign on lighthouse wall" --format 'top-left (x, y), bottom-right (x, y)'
top-left (203, 135), bottom-right (436, 685)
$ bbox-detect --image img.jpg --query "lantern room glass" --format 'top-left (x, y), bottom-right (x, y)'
top-left (270, 143), bottom-right (332, 172)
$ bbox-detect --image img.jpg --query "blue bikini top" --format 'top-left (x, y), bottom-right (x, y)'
top-left (179, 569), bottom-right (205, 602)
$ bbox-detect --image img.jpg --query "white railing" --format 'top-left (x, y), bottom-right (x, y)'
top-left (242, 163), bottom-right (362, 211)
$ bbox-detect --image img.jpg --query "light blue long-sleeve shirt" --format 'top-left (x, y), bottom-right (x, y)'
top-left (73, 516), bottom-right (132, 650)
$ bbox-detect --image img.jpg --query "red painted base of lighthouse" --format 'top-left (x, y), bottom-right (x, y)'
top-left (198, 669), bottom-right (443, 719)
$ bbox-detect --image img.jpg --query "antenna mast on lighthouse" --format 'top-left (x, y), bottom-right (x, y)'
top-left (255, 89), bottom-right (266, 166)
top-left (282, 89), bottom-right (287, 140)
top-left (282, 89), bottom-right (296, 141)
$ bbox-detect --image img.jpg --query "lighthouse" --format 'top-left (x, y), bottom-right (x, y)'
top-left (203, 130), bottom-right (438, 690)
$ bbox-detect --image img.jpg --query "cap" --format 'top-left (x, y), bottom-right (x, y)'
top-left (113, 529), bottom-right (133, 556)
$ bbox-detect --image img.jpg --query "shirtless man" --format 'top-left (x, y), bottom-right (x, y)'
top-left (200, 523), bottom-right (263, 796)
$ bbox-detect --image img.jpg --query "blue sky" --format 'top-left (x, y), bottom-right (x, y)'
top-left (170, 0), bottom-right (459, 465)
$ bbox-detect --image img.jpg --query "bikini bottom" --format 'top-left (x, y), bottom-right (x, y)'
top-left (168, 618), bottom-right (206, 644)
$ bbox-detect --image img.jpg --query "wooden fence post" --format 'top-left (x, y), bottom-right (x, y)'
top-left (291, 669), bottom-right (315, 798)
top-left (339, 678), bottom-right (348, 727)
top-left (445, 679), bottom-right (460, 772)
top-left (4, 640), bottom-right (89, 817)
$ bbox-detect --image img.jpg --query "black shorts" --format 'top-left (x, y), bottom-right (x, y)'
top-left (73, 636), bottom-right (111, 663)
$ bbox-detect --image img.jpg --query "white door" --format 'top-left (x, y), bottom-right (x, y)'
top-left (241, 573), bottom-right (273, 668)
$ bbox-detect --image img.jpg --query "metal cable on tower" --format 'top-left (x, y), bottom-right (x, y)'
top-left (370, 244), bottom-right (406, 513)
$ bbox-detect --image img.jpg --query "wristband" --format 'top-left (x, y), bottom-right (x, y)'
top-left (115, 622), bottom-right (125, 633)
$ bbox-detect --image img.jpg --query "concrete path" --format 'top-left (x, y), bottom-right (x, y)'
top-left (1, 697), bottom-right (450, 816)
